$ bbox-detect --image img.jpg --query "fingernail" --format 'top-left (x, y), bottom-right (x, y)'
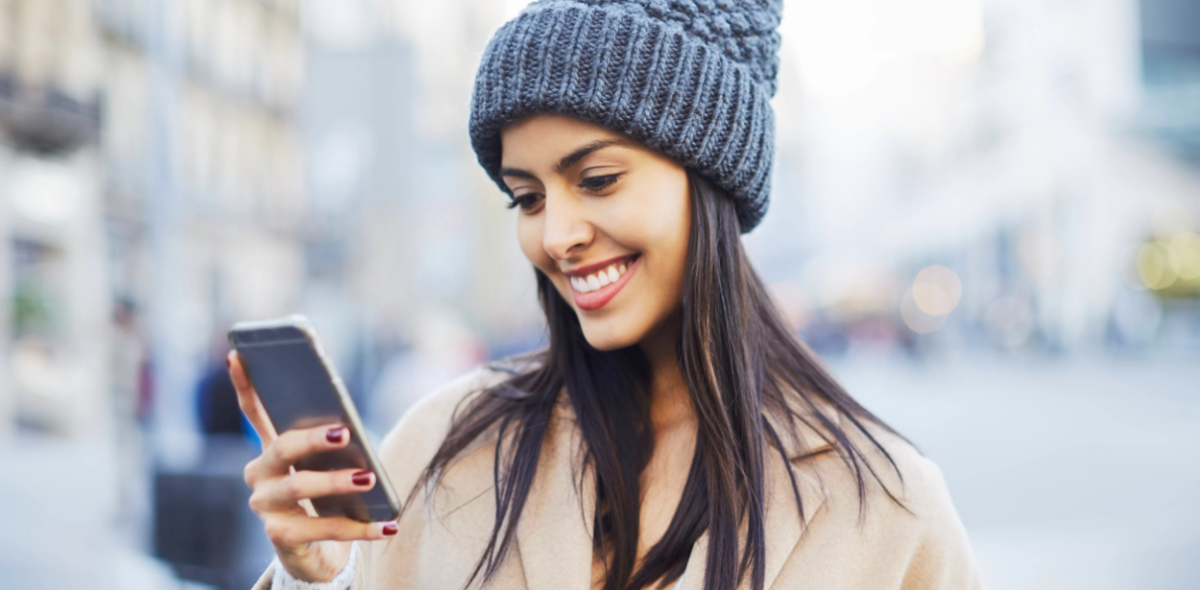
top-left (326, 427), bottom-right (346, 443)
top-left (381, 522), bottom-right (398, 536)
top-left (351, 471), bottom-right (372, 486)
top-left (226, 354), bottom-right (231, 369)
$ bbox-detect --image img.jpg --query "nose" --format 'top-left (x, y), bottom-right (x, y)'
top-left (541, 190), bottom-right (592, 261)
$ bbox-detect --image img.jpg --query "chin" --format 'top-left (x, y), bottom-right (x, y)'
top-left (577, 317), bottom-right (647, 351)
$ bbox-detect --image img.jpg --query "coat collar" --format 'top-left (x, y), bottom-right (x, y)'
top-left (515, 394), bottom-right (838, 590)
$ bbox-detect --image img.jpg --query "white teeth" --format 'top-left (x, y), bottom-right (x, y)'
top-left (570, 259), bottom-right (635, 293)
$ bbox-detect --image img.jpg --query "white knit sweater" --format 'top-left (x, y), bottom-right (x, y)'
top-left (269, 543), bottom-right (359, 590)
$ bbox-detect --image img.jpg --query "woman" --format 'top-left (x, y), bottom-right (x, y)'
top-left (236, 1), bottom-right (984, 589)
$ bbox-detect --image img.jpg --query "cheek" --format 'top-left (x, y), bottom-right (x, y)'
top-left (517, 214), bottom-right (565, 293)
top-left (612, 174), bottom-right (690, 290)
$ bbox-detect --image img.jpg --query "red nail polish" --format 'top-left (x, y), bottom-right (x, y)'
top-left (226, 355), bottom-right (231, 369)
top-left (381, 522), bottom-right (398, 536)
top-left (326, 427), bottom-right (346, 443)
top-left (351, 471), bottom-right (372, 486)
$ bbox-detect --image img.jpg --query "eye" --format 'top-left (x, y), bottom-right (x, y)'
top-left (507, 192), bottom-right (544, 213)
top-left (578, 173), bottom-right (621, 192)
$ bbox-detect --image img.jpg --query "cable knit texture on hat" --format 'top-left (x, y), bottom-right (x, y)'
top-left (469, 0), bottom-right (783, 232)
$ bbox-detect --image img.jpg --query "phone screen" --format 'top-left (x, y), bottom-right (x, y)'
top-left (234, 329), bottom-right (345, 431)
top-left (230, 320), bottom-right (400, 522)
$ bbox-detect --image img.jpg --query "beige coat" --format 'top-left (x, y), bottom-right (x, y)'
top-left (253, 366), bottom-right (984, 590)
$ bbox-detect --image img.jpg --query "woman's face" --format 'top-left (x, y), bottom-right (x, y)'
top-left (500, 114), bottom-right (691, 351)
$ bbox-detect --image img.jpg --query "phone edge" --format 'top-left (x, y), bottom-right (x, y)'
top-left (228, 315), bottom-right (403, 521)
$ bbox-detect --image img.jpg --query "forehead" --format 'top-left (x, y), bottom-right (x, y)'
top-left (499, 114), bottom-right (624, 167)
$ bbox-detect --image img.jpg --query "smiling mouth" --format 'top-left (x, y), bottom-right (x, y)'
top-left (567, 255), bottom-right (640, 311)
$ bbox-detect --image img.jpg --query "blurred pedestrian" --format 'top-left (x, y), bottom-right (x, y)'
top-left (196, 329), bottom-right (257, 443)
top-left (109, 298), bottom-right (150, 532)
top-left (233, 1), bottom-right (984, 589)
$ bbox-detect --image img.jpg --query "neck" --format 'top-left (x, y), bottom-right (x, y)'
top-left (639, 313), bottom-right (694, 431)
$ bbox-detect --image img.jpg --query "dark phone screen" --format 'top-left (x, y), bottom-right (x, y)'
top-left (232, 325), bottom-right (398, 522)
top-left (237, 336), bottom-right (345, 432)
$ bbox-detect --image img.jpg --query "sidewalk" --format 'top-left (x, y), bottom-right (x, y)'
top-left (0, 436), bottom-right (210, 589)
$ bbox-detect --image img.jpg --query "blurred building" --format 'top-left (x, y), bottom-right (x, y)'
top-left (0, 0), bottom-right (529, 443)
top-left (1, 0), bottom-right (306, 447)
top-left (1139, 0), bottom-right (1200, 159)
top-left (94, 0), bottom-right (307, 464)
top-left (751, 0), bottom-right (1200, 356)
top-left (0, 0), bottom-right (107, 441)
top-left (295, 0), bottom-right (537, 414)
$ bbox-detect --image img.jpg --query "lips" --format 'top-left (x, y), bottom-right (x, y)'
top-left (566, 255), bottom-right (640, 311)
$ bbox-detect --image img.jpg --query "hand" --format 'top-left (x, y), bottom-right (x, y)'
top-left (229, 351), bottom-right (398, 583)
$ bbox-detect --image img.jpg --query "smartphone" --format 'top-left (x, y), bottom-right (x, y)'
top-left (228, 315), bottom-right (400, 522)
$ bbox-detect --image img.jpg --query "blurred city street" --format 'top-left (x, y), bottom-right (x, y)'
top-left (2, 354), bottom-right (1196, 589)
top-left (2, 0), bottom-right (1200, 588)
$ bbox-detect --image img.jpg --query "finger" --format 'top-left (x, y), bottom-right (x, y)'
top-left (229, 351), bottom-right (278, 444)
top-left (250, 469), bottom-right (377, 513)
top-left (248, 424), bottom-right (350, 481)
top-left (264, 514), bottom-right (399, 548)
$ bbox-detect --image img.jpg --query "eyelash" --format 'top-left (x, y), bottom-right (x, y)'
top-left (507, 194), bottom-right (541, 210)
top-left (578, 173), bottom-right (621, 192)
top-left (506, 174), bottom-right (622, 211)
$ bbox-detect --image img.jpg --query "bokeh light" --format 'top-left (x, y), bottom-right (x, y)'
top-left (901, 287), bottom-right (949, 334)
top-left (1168, 233), bottom-right (1200, 281)
top-left (911, 265), bottom-right (963, 316)
top-left (1138, 241), bottom-right (1177, 290)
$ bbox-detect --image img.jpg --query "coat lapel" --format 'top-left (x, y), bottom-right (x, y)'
top-left (671, 459), bottom-right (829, 590)
top-left (761, 435), bottom-right (830, 589)
top-left (677, 408), bottom-right (838, 590)
top-left (516, 396), bottom-right (596, 590)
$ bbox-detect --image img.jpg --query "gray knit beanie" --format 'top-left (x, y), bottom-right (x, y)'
top-left (469, 0), bottom-right (783, 232)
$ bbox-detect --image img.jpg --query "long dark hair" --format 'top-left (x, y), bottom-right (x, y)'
top-left (404, 170), bottom-right (907, 590)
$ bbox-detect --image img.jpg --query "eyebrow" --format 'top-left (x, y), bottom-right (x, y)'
top-left (499, 139), bottom-right (631, 181)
